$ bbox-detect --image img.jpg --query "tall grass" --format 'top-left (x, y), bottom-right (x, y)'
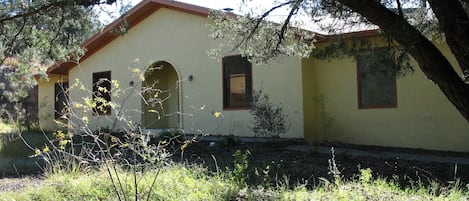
top-left (1, 164), bottom-right (468, 201)
top-left (0, 132), bottom-right (48, 175)
top-left (0, 164), bottom-right (238, 201)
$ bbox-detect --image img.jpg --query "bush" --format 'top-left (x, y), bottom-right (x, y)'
top-left (250, 90), bottom-right (289, 138)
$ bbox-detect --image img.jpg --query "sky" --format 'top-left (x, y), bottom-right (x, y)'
top-left (99, 0), bottom-right (280, 24)
top-left (97, 0), bottom-right (376, 34)
top-left (171, 0), bottom-right (243, 10)
top-left (99, 0), bottom-right (245, 23)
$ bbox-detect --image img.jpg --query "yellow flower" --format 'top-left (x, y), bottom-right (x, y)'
top-left (34, 148), bottom-right (41, 157)
top-left (181, 140), bottom-right (191, 151)
top-left (42, 145), bottom-right (50, 153)
top-left (74, 103), bottom-right (83, 108)
top-left (59, 140), bottom-right (70, 150)
top-left (55, 130), bottom-right (65, 139)
top-left (132, 68), bottom-right (141, 74)
top-left (84, 98), bottom-right (92, 106)
top-left (214, 111), bottom-right (222, 118)
top-left (111, 137), bottom-right (119, 143)
top-left (82, 116), bottom-right (89, 124)
top-left (112, 80), bottom-right (120, 89)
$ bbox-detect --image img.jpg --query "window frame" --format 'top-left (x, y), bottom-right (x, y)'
top-left (92, 71), bottom-right (112, 115)
top-left (356, 49), bottom-right (397, 109)
top-left (222, 55), bottom-right (253, 110)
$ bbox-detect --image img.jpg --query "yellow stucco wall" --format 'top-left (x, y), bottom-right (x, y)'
top-left (302, 38), bottom-right (469, 152)
top-left (37, 75), bottom-right (68, 131)
top-left (59, 8), bottom-right (304, 138)
top-left (40, 6), bottom-right (468, 151)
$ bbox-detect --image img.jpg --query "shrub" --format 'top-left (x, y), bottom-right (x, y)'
top-left (250, 89), bottom-right (289, 138)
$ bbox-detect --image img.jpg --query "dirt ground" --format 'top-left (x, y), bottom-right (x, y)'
top-left (1, 139), bottom-right (468, 192)
top-left (173, 139), bottom-right (469, 188)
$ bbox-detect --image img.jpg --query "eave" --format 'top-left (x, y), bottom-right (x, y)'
top-left (47, 0), bottom-right (210, 75)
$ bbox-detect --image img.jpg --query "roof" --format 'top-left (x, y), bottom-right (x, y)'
top-left (48, 0), bottom-right (380, 75)
top-left (48, 0), bottom-right (210, 74)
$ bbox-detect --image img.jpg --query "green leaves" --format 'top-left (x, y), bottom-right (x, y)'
top-left (208, 10), bottom-right (315, 65)
top-left (250, 90), bottom-right (289, 138)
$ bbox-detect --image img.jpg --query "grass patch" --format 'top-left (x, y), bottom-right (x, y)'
top-left (0, 132), bottom-right (49, 175)
top-left (1, 165), bottom-right (468, 200)
top-left (0, 164), bottom-right (238, 201)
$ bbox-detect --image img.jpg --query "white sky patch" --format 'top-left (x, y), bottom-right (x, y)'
top-left (97, 0), bottom-right (377, 34)
top-left (97, 0), bottom-right (136, 24)
top-left (98, 0), bottom-right (266, 23)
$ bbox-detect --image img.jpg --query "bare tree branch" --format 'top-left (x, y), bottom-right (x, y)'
top-left (233, 0), bottom-right (298, 52)
top-left (275, 0), bottom-right (304, 51)
top-left (396, 0), bottom-right (404, 16)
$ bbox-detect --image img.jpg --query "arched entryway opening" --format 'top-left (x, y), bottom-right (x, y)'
top-left (141, 61), bottom-right (180, 129)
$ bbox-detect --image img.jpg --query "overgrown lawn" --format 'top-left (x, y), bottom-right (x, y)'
top-left (1, 165), bottom-right (467, 201)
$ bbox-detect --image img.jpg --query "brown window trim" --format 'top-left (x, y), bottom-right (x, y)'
top-left (222, 55), bottom-right (253, 110)
top-left (358, 103), bottom-right (397, 109)
top-left (223, 106), bottom-right (252, 111)
top-left (356, 49), bottom-right (398, 109)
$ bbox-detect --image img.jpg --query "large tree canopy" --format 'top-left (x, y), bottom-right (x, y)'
top-left (0, 0), bottom-right (119, 67)
top-left (0, 0), bottom-right (118, 122)
top-left (209, 0), bottom-right (469, 122)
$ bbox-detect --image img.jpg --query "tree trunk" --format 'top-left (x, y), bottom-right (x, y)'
top-left (427, 0), bottom-right (469, 75)
top-left (338, 0), bottom-right (469, 122)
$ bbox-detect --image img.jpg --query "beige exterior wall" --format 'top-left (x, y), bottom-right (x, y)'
top-left (37, 75), bottom-right (68, 131)
top-left (302, 38), bottom-right (469, 152)
top-left (61, 8), bottom-right (304, 138)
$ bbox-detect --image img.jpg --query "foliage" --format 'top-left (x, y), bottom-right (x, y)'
top-left (207, 9), bottom-right (315, 65)
top-left (0, 164), bottom-right (239, 201)
top-left (0, 1), bottom-right (107, 127)
top-left (229, 149), bottom-right (250, 186)
top-left (312, 36), bottom-right (414, 77)
top-left (21, 71), bottom-right (140, 199)
top-left (250, 90), bottom-right (289, 138)
top-left (2, 163), bottom-right (469, 200)
top-left (314, 95), bottom-right (333, 141)
top-left (0, 121), bottom-right (17, 134)
top-left (28, 65), bottom-right (205, 200)
top-left (0, 132), bottom-right (48, 175)
top-left (209, 0), bottom-right (469, 121)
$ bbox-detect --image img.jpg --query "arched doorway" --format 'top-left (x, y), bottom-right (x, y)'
top-left (141, 61), bottom-right (180, 129)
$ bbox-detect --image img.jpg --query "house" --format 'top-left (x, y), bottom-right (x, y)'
top-left (38, 0), bottom-right (469, 152)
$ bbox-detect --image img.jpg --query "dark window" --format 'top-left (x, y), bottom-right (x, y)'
top-left (54, 82), bottom-right (69, 119)
top-left (357, 49), bottom-right (397, 108)
top-left (92, 71), bottom-right (111, 115)
top-left (222, 55), bottom-right (252, 109)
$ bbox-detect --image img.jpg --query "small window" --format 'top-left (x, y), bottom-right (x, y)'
top-left (222, 55), bottom-right (252, 109)
top-left (357, 49), bottom-right (397, 108)
top-left (92, 71), bottom-right (111, 115)
top-left (54, 82), bottom-right (69, 119)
